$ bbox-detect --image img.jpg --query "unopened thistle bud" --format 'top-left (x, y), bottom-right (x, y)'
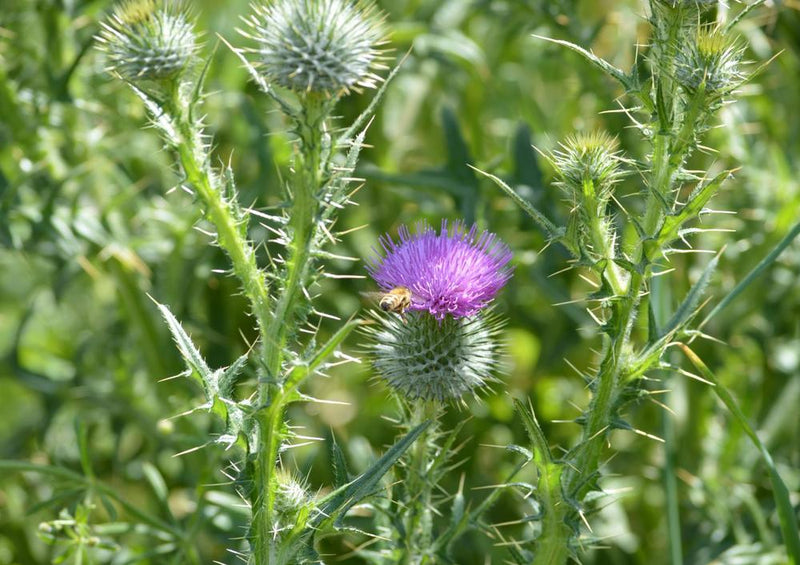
top-left (97, 0), bottom-right (198, 83)
top-left (675, 27), bottom-right (745, 99)
top-left (364, 221), bottom-right (511, 402)
top-left (242, 0), bottom-right (386, 97)
top-left (551, 132), bottom-right (624, 207)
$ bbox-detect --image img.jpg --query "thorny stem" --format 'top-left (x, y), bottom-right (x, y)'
top-left (531, 464), bottom-right (570, 565)
top-left (254, 96), bottom-right (330, 565)
top-left (399, 402), bottom-right (439, 565)
top-left (171, 100), bottom-right (271, 339)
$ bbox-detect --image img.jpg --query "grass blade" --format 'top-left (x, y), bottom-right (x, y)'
top-left (679, 344), bottom-right (800, 565)
top-left (699, 221), bottom-right (800, 330)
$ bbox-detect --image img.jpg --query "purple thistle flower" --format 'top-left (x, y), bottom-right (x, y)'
top-left (366, 220), bottom-right (513, 320)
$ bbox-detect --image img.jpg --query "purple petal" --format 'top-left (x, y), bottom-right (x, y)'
top-left (366, 220), bottom-right (513, 319)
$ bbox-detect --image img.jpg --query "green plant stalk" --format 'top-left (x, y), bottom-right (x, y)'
top-left (253, 97), bottom-right (330, 565)
top-left (399, 401), bottom-right (439, 565)
top-left (168, 88), bottom-right (295, 563)
top-left (565, 268), bottom-right (642, 499)
top-left (652, 276), bottom-right (684, 565)
top-left (583, 179), bottom-right (626, 295)
top-left (171, 103), bottom-right (271, 337)
top-left (532, 463), bottom-right (571, 565)
top-left (643, 2), bottom-right (686, 237)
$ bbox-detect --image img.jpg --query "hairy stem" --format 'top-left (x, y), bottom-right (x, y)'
top-left (399, 402), bottom-right (439, 565)
top-left (172, 105), bottom-right (271, 337)
top-left (253, 97), bottom-right (330, 565)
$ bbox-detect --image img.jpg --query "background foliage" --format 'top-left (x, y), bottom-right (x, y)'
top-left (1, 0), bottom-right (799, 563)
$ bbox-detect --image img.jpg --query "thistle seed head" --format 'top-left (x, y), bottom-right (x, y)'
top-left (97, 0), bottom-right (199, 83)
top-left (675, 27), bottom-right (745, 98)
top-left (242, 0), bottom-right (386, 97)
top-left (364, 310), bottom-right (504, 403)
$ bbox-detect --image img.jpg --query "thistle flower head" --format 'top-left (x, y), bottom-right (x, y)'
top-left (97, 0), bottom-right (198, 82)
top-left (364, 310), bottom-right (503, 402)
top-left (675, 27), bottom-right (745, 98)
top-left (366, 221), bottom-right (513, 321)
top-left (242, 0), bottom-right (386, 97)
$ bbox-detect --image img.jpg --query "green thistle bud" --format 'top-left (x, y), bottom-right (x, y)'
top-left (97, 0), bottom-right (198, 82)
top-left (364, 311), bottom-right (504, 403)
top-left (551, 132), bottom-right (625, 205)
top-left (550, 133), bottom-right (626, 266)
top-left (275, 472), bottom-right (309, 516)
top-left (675, 27), bottom-right (745, 98)
top-left (242, 0), bottom-right (386, 97)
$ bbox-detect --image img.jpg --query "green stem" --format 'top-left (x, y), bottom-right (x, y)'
top-left (399, 402), bottom-right (439, 565)
top-left (252, 97), bottom-right (330, 565)
top-left (531, 466), bottom-right (570, 565)
top-left (172, 108), bottom-right (271, 338)
top-left (565, 269), bottom-right (642, 499)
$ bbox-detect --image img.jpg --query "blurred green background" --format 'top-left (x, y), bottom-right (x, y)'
top-left (1, 0), bottom-right (799, 563)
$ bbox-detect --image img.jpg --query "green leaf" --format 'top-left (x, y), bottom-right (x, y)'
top-left (514, 398), bottom-right (552, 465)
top-left (314, 421), bottom-right (431, 528)
top-left (329, 434), bottom-right (351, 488)
top-left (679, 345), bottom-right (800, 565)
top-left (153, 299), bottom-right (215, 398)
top-left (216, 34), bottom-right (297, 118)
top-left (656, 169), bottom-right (731, 249)
top-left (699, 221), bottom-right (800, 330)
top-left (141, 462), bottom-right (174, 520)
top-left (286, 316), bottom-right (363, 390)
top-left (471, 165), bottom-right (560, 240)
top-left (624, 253), bottom-right (719, 381)
top-left (660, 251), bottom-right (719, 340)
top-left (532, 35), bottom-right (632, 90)
top-left (341, 51), bottom-right (409, 144)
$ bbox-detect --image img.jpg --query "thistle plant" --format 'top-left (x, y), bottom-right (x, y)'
top-left (478, 1), bottom-right (798, 563)
top-left (97, 1), bottom-right (426, 564)
top-left (362, 221), bottom-right (514, 563)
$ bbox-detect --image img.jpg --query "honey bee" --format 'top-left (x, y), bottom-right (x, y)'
top-left (362, 286), bottom-right (413, 319)
top-left (379, 286), bottom-right (413, 315)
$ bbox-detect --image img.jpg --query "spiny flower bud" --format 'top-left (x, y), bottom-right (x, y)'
top-left (364, 310), bottom-right (504, 403)
top-left (551, 132), bottom-right (625, 205)
top-left (675, 27), bottom-right (745, 98)
top-left (275, 472), bottom-right (309, 515)
top-left (97, 0), bottom-right (198, 83)
top-left (242, 0), bottom-right (386, 97)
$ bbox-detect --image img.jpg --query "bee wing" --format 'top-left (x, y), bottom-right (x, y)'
top-left (359, 291), bottom-right (385, 304)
